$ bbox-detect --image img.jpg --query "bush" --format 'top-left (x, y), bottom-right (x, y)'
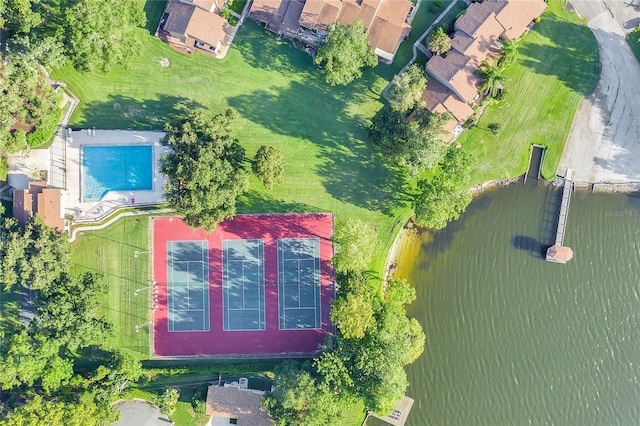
top-left (157, 387), bottom-right (180, 416)
top-left (27, 108), bottom-right (62, 147)
top-left (430, 1), bottom-right (442, 12)
top-left (0, 156), bottom-right (8, 181)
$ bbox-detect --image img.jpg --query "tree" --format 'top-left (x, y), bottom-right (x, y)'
top-left (428, 27), bottom-right (452, 55)
top-left (252, 145), bottom-right (286, 190)
top-left (315, 20), bottom-right (378, 86)
top-left (263, 360), bottom-right (351, 426)
top-left (0, 216), bottom-right (69, 291)
top-left (387, 64), bottom-right (427, 113)
top-left (62, 0), bottom-right (145, 72)
top-left (32, 272), bottom-right (112, 352)
top-left (413, 147), bottom-right (474, 229)
top-left (157, 388), bottom-right (180, 416)
top-left (0, 394), bottom-right (105, 426)
top-left (498, 39), bottom-right (519, 68)
top-left (0, 0), bottom-right (42, 37)
top-left (330, 291), bottom-right (375, 339)
top-left (369, 106), bottom-right (451, 175)
top-left (478, 60), bottom-right (506, 98)
top-left (330, 218), bottom-right (379, 273)
top-left (487, 122), bottom-right (502, 135)
top-left (160, 108), bottom-right (249, 231)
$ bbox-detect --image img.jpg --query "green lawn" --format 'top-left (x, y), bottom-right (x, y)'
top-left (69, 216), bottom-right (150, 358)
top-left (52, 11), bottom-right (417, 272)
top-left (627, 30), bottom-right (640, 63)
top-left (458, 0), bottom-right (600, 183)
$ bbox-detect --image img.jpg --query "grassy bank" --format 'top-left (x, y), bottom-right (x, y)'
top-left (627, 30), bottom-right (640, 63)
top-left (70, 216), bottom-right (150, 358)
top-left (459, 0), bottom-right (600, 183)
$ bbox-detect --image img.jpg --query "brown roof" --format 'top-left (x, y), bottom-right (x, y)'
top-left (317, 0), bottom-right (342, 31)
top-left (163, 0), bottom-right (230, 47)
top-left (205, 386), bottom-right (273, 425)
top-left (300, 0), bottom-right (324, 29)
top-left (281, 0), bottom-right (305, 34)
top-left (421, 79), bottom-right (472, 124)
top-left (426, 50), bottom-right (470, 81)
top-left (546, 245), bottom-right (574, 262)
top-left (12, 189), bottom-right (31, 228)
top-left (187, 6), bottom-right (231, 47)
top-left (358, 0), bottom-right (381, 28)
top-left (337, 0), bottom-right (361, 25)
top-left (249, 0), bottom-right (289, 31)
top-left (487, 0), bottom-right (547, 40)
top-left (455, 3), bottom-right (496, 37)
top-left (189, 0), bottom-right (217, 12)
top-left (426, 50), bottom-right (481, 103)
top-left (37, 189), bottom-right (64, 232)
top-left (368, 17), bottom-right (409, 56)
top-left (12, 182), bottom-right (64, 232)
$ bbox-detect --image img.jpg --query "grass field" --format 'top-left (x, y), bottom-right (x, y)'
top-left (69, 216), bottom-right (151, 358)
top-left (51, 1), bottom-right (428, 272)
top-left (458, 0), bottom-right (600, 183)
top-left (627, 30), bottom-right (640, 63)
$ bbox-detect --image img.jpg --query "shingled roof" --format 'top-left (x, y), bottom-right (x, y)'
top-left (205, 386), bottom-right (273, 425)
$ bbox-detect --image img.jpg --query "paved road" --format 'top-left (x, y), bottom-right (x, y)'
top-left (559, 0), bottom-right (640, 185)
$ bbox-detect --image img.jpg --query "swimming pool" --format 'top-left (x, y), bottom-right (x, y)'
top-left (82, 145), bottom-right (153, 201)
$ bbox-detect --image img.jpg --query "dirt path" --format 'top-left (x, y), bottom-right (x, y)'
top-left (558, 0), bottom-right (640, 185)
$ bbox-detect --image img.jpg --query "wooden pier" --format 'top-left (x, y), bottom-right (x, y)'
top-left (546, 169), bottom-right (574, 263)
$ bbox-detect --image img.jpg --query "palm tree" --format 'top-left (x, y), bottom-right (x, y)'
top-left (478, 60), bottom-right (506, 98)
top-left (498, 40), bottom-right (519, 68)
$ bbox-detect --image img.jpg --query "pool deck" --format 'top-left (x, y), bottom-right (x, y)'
top-left (65, 130), bottom-right (168, 222)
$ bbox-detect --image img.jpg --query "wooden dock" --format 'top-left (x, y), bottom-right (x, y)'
top-left (546, 169), bottom-right (574, 263)
top-left (554, 169), bottom-right (573, 246)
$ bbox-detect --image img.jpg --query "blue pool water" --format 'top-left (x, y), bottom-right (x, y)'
top-left (82, 145), bottom-right (153, 201)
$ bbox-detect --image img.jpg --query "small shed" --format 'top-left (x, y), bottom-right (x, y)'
top-left (546, 245), bottom-right (574, 263)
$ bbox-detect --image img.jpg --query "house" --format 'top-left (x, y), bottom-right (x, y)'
top-left (157, 0), bottom-right (233, 57)
top-left (13, 181), bottom-right (65, 232)
top-left (249, 0), bottom-right (413, 63)
top-left (422, 0), bottom-right (546, 139)
top-left (205, 384), bottom-right (273, 425)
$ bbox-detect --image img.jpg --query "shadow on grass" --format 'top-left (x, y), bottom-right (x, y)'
top-left (143, 0), bottom-right (168, 34)
top-left (519, 13), bottom-right (600, 97)
top-left (228, 81), bottom-right (410, 215)
top-left (73, 94), bottom-right (203, 130)
top-left (237, 190), bottom-right (319, 214)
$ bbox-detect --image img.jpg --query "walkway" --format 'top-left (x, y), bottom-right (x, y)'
top-left (554, 169), bottom-right (573, 247)
top-left (558, 0), bottom-right (640, 185)
top-left (68, 208), bottom-right (170, 243)
top-left (382, 0), bottom-right (470, 98)
top-left (218, 0), bottom-right (254, 59)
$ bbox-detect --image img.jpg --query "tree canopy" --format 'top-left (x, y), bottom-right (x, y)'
top-left (369, 106), bottom-right (451, 176)
top-left (62, 0), bottom-right (145, 72)
top-left (315, 20), bottom-right (378, 86)
top-left (387, 64), bottom-right (427, 113)
top-left (330, 218), bottom-right (379, 273)
top-left (414, 147), bottom-right (474, 229)
top-left (252, 145), bottom-right (286, 190)
top-left (160, 108), bottom-right (249, 231)
top-left (0, 216), bottom-right (69, 291)
top-left (428, 27), bottom-right (452, 55)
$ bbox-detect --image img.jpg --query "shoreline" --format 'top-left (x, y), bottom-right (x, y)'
top-left (383, 176), bottom-right (640, 285)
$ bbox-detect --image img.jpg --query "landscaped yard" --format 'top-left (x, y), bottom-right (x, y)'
top-left (51, 1), bottom-right (416, 272)
top-left (69, 216), bottom-right (150, 359)
top-left (458, 0), bottom-right (600, 184)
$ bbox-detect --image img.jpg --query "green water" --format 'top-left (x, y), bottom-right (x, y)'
top-left (399, 183), bottom-right (640, 425)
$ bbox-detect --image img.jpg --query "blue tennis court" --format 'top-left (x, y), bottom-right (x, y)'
top-left (222, 240), bottom-right (265, 331)
top-left (167, 241), bottom-right (209, 332)
top-left (278, 238), bottom-right (321, 330)
top-left (82, 145), bottom-right (153, 201)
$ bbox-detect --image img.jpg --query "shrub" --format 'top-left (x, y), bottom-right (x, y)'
top-left (430, 1), bottom-right (442, 12)
top-left (27, 108), bottom-right (62, 147)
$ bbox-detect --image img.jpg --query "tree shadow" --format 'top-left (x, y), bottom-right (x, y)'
top-left (237, 190), bottom-right (319, 214)
top-left (518, 13), bottom-right (600, 97)
top-left (73, 94), bottom-right (204, 130)
top-left (227, 81), bottom-right (408, 215)
top-left (143, 0), bottom-right (168, 34)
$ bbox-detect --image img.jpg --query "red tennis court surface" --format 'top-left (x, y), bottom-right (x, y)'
top-left (152, 213), bottom-right (334, 357)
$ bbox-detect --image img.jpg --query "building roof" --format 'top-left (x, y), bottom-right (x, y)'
top-left (187, 6), bottom-right (231, 46)
top-left (164, 0), bottom-right (230, 48)
top-left (189, 0), bottom-right (217, 12)
top-left (249, 0), bottom-right (289, 31)
top-left (487, 0), bottom-right (547, 40)
top-left (546, 245), bottom-right (574, 262)
top-left (12, 181), bottom-right (64, 232)
top-left (281, 0), bottom-right (306, 34)
top-left (455, 2), bottom-right (496, 37)
top-left (205, 386), bottom-right (273, 425)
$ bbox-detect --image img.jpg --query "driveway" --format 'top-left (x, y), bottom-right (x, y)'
top-left (112, 400), bottom-right (172, 426)
top-left (558, 0), bottom-right (640, 185)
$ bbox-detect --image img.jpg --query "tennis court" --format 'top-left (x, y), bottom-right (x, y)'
top-left (278, 238), bottom-right (321, 329)
top-left (167, 241), bottom-right (209, 332)
top-left (222, 240), bottom-right (265, 331)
